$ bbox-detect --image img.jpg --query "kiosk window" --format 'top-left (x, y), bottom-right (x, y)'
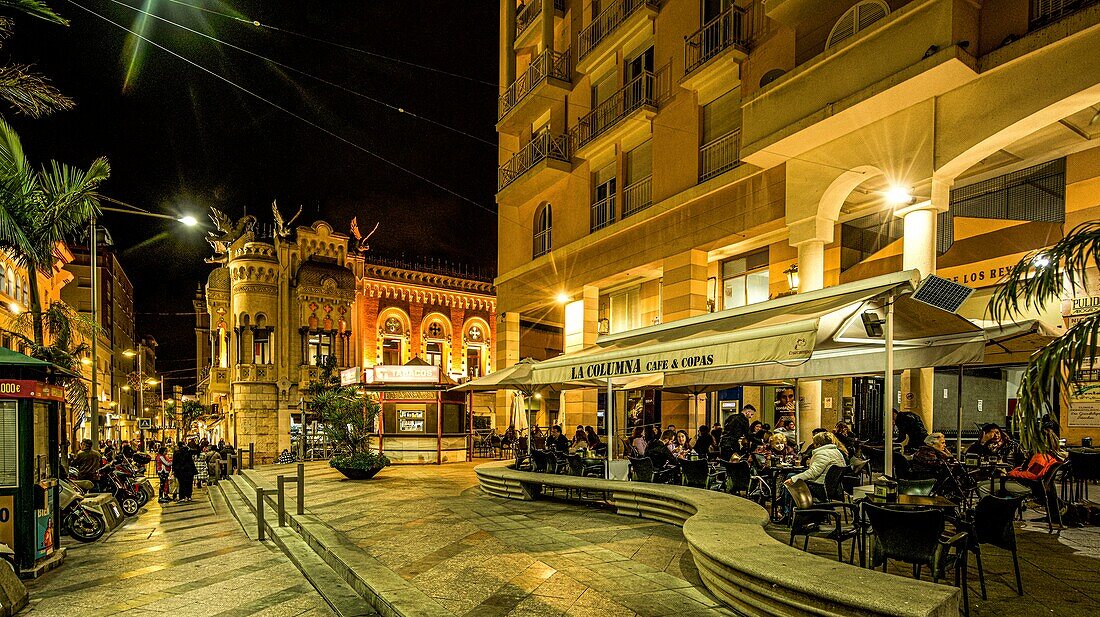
top-left (0, 400), bottom-right (17, 487)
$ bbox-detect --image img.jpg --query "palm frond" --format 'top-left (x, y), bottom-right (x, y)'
top-left (0, 0), bottom-right (67, 25)
top-left (0, 63), bottom-right (74, 118)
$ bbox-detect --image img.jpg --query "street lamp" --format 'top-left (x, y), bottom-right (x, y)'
top-left (784, 264), bottom-right (800, 292)
top-left (86, 205), bottom-right (198, 446)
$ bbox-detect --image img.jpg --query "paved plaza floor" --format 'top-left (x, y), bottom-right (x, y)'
top-left (20, 482), bottom-right (335, 617)
top-left (252, 461), bottom-right (734, 617)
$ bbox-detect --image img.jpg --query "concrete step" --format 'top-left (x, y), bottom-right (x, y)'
top-left (218, 474), bottom-right (377, 616)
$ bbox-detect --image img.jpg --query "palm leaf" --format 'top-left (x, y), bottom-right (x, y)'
top-left (0, 63), bottom-right (74, 118)
top-left (0, 0), bottom-right (67, 25)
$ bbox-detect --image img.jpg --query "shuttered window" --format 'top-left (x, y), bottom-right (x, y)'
top-left (0, 400), bottom-right (17, 487)
top-left (826, 1), bottom-right (890, 49)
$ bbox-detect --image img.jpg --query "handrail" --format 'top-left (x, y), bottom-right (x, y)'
top-left (590, 194), bottom-right (616, 232)
top-left (475, 461), bottom-right (961, 617)
top-left (579, 0), bottom-right (660, 60)
top-left (699, 129), bottom-right (741, 181)
top-left (497, 132), bottom-right (572, 191)
top-left (498, 48), bottom-right (572, 121)
top-left (572, 65), bottom-right (670, 149)
top-left (516, 0), bottom-right (567, 38)
top-left (622, 175), bottom-right (652, 217)
top-left (684, 4), bottom-right (750, 75)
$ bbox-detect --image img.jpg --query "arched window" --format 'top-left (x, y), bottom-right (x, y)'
top-left (5, 268), bottom-right (12, 297)
top-left (533, 203), bottom-right (552, 258)
top-left (826, 0), bottom-right (889, 49)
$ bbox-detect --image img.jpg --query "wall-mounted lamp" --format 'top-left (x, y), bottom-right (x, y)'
top-left (706, 276), bottom-right (717, 312)
top-left (555, 292), bottom-right (570, 304)
top-left (884, 186), bottom-right (915, 206)
top-left (862, 311), bottom-right (885, 337)
top-left (784, 264), bottom-right (800, 292)
top-left (597, 318), bottom-right (610, 336)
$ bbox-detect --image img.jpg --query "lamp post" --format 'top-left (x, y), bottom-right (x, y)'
top-left (86, 208), bottom-right (196, 448)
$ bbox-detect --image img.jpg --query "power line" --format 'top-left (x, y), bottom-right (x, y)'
top-left (162, 0), bottom-right (500, 89)
top-left (65, 0), bottom-right (499, 220)
top-left (109, 0), bottom-right (498, 148)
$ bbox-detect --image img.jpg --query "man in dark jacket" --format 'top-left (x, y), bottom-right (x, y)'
top-left (646, 430), bottom-right (678, 472)
top-left (719, 405), bottom-right (754, 459)
top-left (70, 439), bottom-right (103, 482)
top-left (173, 439), bottom-right (198, 502)
top-left (892, 408), bottom-right (928, 453)
top-left (547, 426), bottom-right (570, 452)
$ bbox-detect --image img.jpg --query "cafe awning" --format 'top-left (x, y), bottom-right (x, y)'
top-left (532, 270), bottom-right (986, 388)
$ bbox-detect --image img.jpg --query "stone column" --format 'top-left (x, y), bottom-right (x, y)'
top-left (562, 286), bottom-right (600, 428)
top-left (359, 293), bottom-right (379, 367)
top-left (897, 178), bottom-right (949, 432)
top-left (795, 238), bottom-right (825, 441)
top-left (501, 0), bottom-right (516, 87)
top-left (495, 311), bottom-right (520, 429)
top-left (662, 249), bottom-right (709, 322)
top-left (541, 0), bottom-right (554, 53)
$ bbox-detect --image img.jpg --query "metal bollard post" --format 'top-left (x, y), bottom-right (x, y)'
top-left (248, 443), bottom-right (255, 469)
top-left (277, 475), bottom-right (287, 527)
top-left (256, 487), bottom-right (268, 541)
top-left (296, 463), bottom-right (304, 515)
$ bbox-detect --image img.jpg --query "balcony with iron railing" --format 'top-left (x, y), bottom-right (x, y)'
top-left (681, 5), bottom-right (752, 108)
top-left (533, 226), bottom-right (551, 258)
top-left (590, 194), bottom-right (616, 232)
top-left (621, 176), bottom-right (652, 218)
top-left (572, 66), bottom-right (670, 159)
top-left (699, 129), bottom-right (741, 182)
top-left (576, 0), bottom-right (660, 73)
top-left (497, 132), bottom-right (573, 196)
top-left (498, 48), bottom-right (572, 131)
top-left (1030, 0), bottom-right (1100, 29)
top-left (516, 0), bottom-right (567, 42)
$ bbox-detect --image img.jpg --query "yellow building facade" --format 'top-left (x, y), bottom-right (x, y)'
top-left (495, 0), bottom-right (1100, 441)
top-left (196, 217), bottom-right (496, 463)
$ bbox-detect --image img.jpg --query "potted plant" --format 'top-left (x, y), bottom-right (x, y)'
top-left (308, 357), bottom-right (389, 479)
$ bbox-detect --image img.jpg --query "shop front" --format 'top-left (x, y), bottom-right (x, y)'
top-left (0, 349), bottom-right (67, 576)
top-left (362, 362), bottom-right (469, 464)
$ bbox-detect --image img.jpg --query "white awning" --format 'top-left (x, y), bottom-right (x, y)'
top-left (531, 270), bottom-right (985, 387)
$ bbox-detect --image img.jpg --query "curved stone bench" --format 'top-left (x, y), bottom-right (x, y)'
top-left (475, 460), bottom-right (960, 617)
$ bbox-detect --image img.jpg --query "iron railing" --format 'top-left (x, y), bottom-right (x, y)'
top-left (699, 129), bottom-right (741, 181)
top-left (516, 0), bottom-right (567, 38)
top-left (578, 0), bottom-right (660, 60)
top-left (572, 66), bottom-right (670, 149)
top-left (1031, 0), bottom-right (1100, 28)
top-left (498, 132), bottom-right (572, 191)
top-left (622, 176), bottom-right (652, 217)
top-left (533, 226), bottom-right (551, 258)
top-left (499, 48), bottom-right (572, 121)
top-left (590, 194), bottom-right (616, 232)
top-left (684, 5), bottom-right (750, 75)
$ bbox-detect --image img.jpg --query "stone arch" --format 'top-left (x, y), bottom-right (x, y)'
top-left (421, 312), bottom-right (452, 340)
top-left (819, 165), bottom-right (886, 222)
top-left (377, 307), bottom-right (411, 335)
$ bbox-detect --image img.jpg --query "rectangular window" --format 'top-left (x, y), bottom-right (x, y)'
top-left (608, 286), bottom-right (641, 333)
top-left (382, 338), bottom-right (402, 365)
top-left (307, 332), bottom-right (333, 366)
top-left (591, 71), bottom-right (616, 108)
top-left (592, 163), bottom-right (617, 231)
top-left (252, 329), bottom-right (271, 365)
top-left (624, 140), bottom-right (653, 217)
top-left (702, 87), bottom-right (741, 144)
top-left (0, 400), bottom-right (16, 487)
top-left (466, 347), bottom-right (482, 378)
top-left (722, 249), bottom-right (769, 309)
top-left (426, 341), bottom-right (444, 368)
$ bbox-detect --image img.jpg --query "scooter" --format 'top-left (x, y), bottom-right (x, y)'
top-left (110, 457), bottom-right (154, 508)
top-left (58, 478), bottom-right (106, 542)
top-left (97, 463), bottom-right (146, 517)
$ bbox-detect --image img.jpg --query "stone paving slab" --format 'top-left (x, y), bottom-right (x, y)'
top-left (252, 461), bottom-right (736, 617)
top-left (20, 481), bottom-right (335, 617)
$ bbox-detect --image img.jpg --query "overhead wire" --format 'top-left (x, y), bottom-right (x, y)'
top-left (65, 0), bottom-right (500, 219)
top-left (108, 0), bottom-right (498, 148)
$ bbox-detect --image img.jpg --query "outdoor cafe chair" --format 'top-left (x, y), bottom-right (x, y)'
top-left (897, 478), bottom-right (937, 496)
top-left (1066, 450), bottom-right (1100, 502)
top-left (530, 449), bottom-right (551, 473)
top-left (722, 460), bottom-right (751, 496)
top-left (960, 495), bottom-right (1024, 599)
top-left (566, 454), bottom-right (603, 478)
top-left (784, 479), bottom-right (861, 563)
top-left (864, 503), bottom-right (970, 615)
top-left (629, 457), bottom-right (676, 484)
top-left (680, 459), bottom-right (711, 489)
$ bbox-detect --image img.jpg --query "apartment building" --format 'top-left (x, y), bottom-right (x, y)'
top-left (495, 0), bottom-right (1100, 442)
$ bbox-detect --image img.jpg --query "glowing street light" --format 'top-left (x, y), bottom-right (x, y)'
top-left (7, 302), bottom-right (19, 314)
top-left (884, 186), bottom-right (914, 206)
top-left (555, 292), bottom-right (570, 304)
top-left (178, 215), bottom-right (199, 227)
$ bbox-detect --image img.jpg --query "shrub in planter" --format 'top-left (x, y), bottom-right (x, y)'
top-left (308, 357), bottom-right (387, 480)
top-left (330, 451), bottom-right (391, 479)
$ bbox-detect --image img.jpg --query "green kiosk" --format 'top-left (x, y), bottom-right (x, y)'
top-left (0, 348), bottom-right (67, 577)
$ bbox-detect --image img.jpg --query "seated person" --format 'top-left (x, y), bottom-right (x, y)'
top-left (570, 425), bottom-right (586, 447)
top-left (966, 423), bottom-right (1002, 459)
top-left (692, 425), bottom-right (714, 458)
top-left (645, 429), bottom-right (679, 471)
top-left (993, 431), bottom-right (1065, 498)
top-left (744, 420), bottom-right (764, 452)
top-left (630, 426), bottom-right (648, 456)
top-left (911, 432), bottom-right (955, 480)
top-left (670, 430), bottom-right (691, 458)
top-left (784, 432), bottom-right (845, 490)
top-left (584, 426), bottom-right (603, 451)
top-left (774, 418), bottom-right (797, 448)
top-left (757, 433), bottom-right (795, 464)
top-left (833, 422), bottom-right (859, 455)
top-left (546, 425), bottom-right (570, 452)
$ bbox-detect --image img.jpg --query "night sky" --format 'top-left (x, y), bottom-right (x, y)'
top-left (6, 1), bottom-right (499, 387)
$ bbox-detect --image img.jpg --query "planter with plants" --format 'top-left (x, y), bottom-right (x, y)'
top-left (308, 357), bottom-right (389, 480)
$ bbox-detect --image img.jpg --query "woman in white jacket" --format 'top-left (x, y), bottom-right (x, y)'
top-left (785, 432), bottom-right (846, 488)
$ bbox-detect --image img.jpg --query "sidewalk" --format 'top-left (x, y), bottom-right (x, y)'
top-left (252, 461), bottom-right (733, 617)
top-left (20, 481), bottom-right (335, 617)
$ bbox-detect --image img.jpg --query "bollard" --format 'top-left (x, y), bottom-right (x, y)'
top-left (256, 487), bottom-right (268, 541)
top-left (248, 443), bottom-right (255, 469)
top-left (277, 475), bottom-right (287, 527)
top-left (297, 463), bottom-right (304, 515)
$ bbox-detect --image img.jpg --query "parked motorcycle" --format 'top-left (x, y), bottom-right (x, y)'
top-left (97, 463), bottom-right (145, 516)
top-left (58, 478), bottom-right (106, 542)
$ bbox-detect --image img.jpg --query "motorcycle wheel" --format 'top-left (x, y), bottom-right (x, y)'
top-left (67, 512), bottom-right (106, 542)
top-left (120, 496), bottom-right (140, 516)
top-left (135, 487), bottom-right (149, 507)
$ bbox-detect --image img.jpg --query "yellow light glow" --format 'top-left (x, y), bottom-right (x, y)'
top-left (122, 350), bottom-right (136, 357)
top-left (121, 385), bottom-right (131, 391)
top-left (7, 302), bottom-right (19, 314)
top-left (80, 357), bottom-right (91, 366)
top-left (178, 215), bottom-right (198, 227)
top-left (884, 186), bottom-right (914, 205)
top-left (145, 378), bottom-right (159, 385)
top-left (555, 292), bottom-right (570, 304)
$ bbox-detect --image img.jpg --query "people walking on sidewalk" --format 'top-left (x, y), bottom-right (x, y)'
top-left (202, 445), bottom-right (220, 485)
top-left (173, 439), bottom-right (197, 502)
top-left (156, 446), bottom-right (173, 503)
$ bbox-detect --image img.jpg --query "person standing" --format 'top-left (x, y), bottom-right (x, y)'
top-left (203, 445), bottom-right (221, 485)
top-left (70, 439), bottom-right (103, 483)
top-left (719, 405), bottom-right (754, 460)
top-left (892, 408), bottom-right (928, 453)
top-left (155, 447), bottom-right (173, 502)
top-left (173, 439), bottom-right (197, 502)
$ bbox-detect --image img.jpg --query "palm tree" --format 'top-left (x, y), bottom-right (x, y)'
top-left (0, 0), bottom-right (74, 118)
top-left (987, 221), bottom-right (1100, 453)
top-left (0, 116), bottom-right (109, 345)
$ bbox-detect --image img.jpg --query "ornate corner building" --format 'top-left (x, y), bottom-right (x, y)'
top-left (194, 217), bottom-right (496, 463)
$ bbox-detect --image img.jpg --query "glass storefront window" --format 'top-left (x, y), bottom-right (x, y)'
top-left (382, 338), bottom-right (402, 365)
top-left (307, 332), bottom-right (333, 365)
top-left (722, 249), bottom-right (769, 309)
top-left (426, 341), bottom-right (444, 368)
